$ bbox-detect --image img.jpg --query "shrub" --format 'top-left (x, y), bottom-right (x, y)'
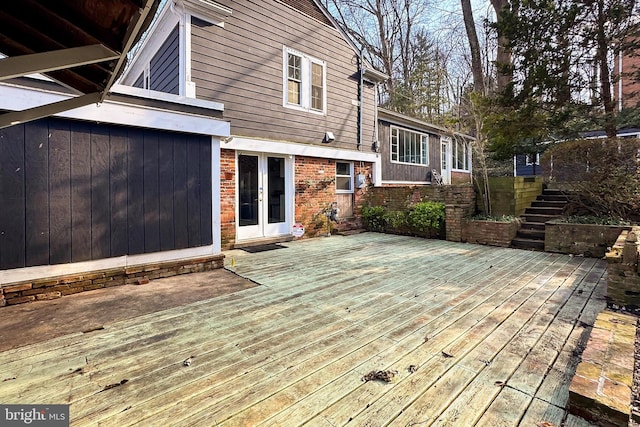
top-left (362, 205), bottom-right (386, 232)
top-left (559, 215), bottom-right (631, 226)
top-left (540, 138), bottom-right (640, 222)
top-left (408, 201), bottom-right (445, 234)
top-left (383, 210), bottom-right (408, 229)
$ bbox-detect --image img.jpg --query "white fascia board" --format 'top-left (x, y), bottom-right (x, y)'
top-left (0, 82), bottom-right (230, 137)
top-left (224, 136), bottom-right (382, 186)
top-left (0, 246), bottom-right (217, 285)
top-left (112, 84), bottom-right (223, 110)
top-left (224, 136), bottom-right (379, 162)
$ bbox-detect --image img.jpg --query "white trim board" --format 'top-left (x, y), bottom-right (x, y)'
top-left (382, 180), bottom-right (432, 185)
top-left (0, 82), bottom-right (230, 137)
top-left (223, 136), bottom-right (381, 185)
top-left (0, 245), bottom-right (218, 285)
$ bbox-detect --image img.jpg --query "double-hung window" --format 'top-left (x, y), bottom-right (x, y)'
top-left (390, 127), bottom-right (429, 166)
top-left (452, 139), bottom-right (471, 171)
top-left (284, 47), bottom-right (326, 114)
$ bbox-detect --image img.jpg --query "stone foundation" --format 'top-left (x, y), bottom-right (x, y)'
top-left (0, 255), bottom-right (224, 307)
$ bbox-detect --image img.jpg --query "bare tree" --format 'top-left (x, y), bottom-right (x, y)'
top-left (461, 0), bottom-right (485, 94)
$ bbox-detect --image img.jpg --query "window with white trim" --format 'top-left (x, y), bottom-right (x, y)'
top-left (283, 47), bottom-right (326, 113)
top-left (452, 139), bottom-right (471, 171)
top-left (390, 127), bottom-right (429, 166)
top-left (336, 162), bottom-right (353, 193)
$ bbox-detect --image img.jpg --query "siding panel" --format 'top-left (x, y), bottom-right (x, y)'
top-left (90, 125), bottom-right (111, 260)
top-left (173, 136), bottom-right (189, 249)
top-left (70, 122), bottom-right (92, 262)
top-left (190, 0), bottom-right (375, 150)
top-left (0, 119), bottom-right (214, 270)
top-left (150, 25), bottom-right (179, 95)
top-left (24, 121), bottom-right (50, 267)
top-left (143, 132), bottom-right (160, 253)
top-left (0, 125), bottom-right (26, 269)
top-left (158, 133), bottom-right (175, 251)
top-left (49, 121), bottom-right (72, 265)
top-left (110, 127), bottom-right (129, 256)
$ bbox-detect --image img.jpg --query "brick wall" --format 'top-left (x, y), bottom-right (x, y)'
top-left (220, 149), bottom-right (236, 248)
top-left (545, 222), bottom-right (632, 258)
top-left (606, 227), bottom-right (640, 311)
top-left (0, 255), bottom-right (225, 307)
top-left (366, 184), bottom-right (476, 242)
top-left (461, 219), bottom-right (521, 247)
top-left (219, 149), bottom-right (372, 247)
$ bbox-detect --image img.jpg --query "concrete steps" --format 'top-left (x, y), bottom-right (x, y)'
top-left (511, 189), bottom-right (568, 251)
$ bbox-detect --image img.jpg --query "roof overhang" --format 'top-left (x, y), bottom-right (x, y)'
top-left (0, 0), bottom-right (159, 129)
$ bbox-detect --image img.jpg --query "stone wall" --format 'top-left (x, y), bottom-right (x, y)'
top-left (461, 219), bottom-right (521, 247)
top-left (366, 184), bottom-right (476, 242)
top-left (545, 222), bottom-right (632, 258)
top-left (605, 227), bottom-right (640, 310)
top-left (0, 255), bottom-right (225, 307)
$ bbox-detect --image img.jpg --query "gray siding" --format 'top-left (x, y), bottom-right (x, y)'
top-left (378, 120), bottom-right (440, 183)
top-left (133, 72), bottom-right (145, 88)
top-left (0, 118), bottom-right (212, 270)
top-left (190, 0), bottom-right (376, 152)
top-left (150, 24), bottom-right (179, 95)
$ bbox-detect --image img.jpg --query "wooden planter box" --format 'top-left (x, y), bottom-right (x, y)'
top-left (461, 219), bottom-right (521, 247)
top-left (545, 221), bottom-right (632, 258)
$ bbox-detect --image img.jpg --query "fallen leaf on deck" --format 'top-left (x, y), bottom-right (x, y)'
top-left (362, 370), bottom-right (397, 383)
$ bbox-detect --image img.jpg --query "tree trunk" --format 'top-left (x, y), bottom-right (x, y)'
top-left (595, 0), bottom-right (617, 137)
top-left (490, 0), bottom-right (513, 94)
top-left (461, 0), bottom-right (485, 94)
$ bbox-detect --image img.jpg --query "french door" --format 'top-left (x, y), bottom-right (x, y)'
top-left (441, 141), bottom-right (451, 185)
top-left (237, 153), bottom-right (292, 241)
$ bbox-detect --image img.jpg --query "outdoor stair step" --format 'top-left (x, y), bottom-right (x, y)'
top-left (531, 200), bottom-right (568, 209)
top-left (525, 206), bottom-right (564, 215)
top-left (537, 194), bottom-right (569, 202)
top-left (516, 228), bottom-right (545, 240)
top-left (521, 213), bottom-right (563, 223)
top-left (520, 222), bottom-right (546, 231)
top-left (510, 237), bottom-right (545, 251)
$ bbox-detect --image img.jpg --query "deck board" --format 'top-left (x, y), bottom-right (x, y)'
top-left (0, 234), bottom-right (607, 426)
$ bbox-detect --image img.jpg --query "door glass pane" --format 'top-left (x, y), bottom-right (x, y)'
top-left (268, 157), bottom-right (286, 224)
top-left (238, 155), bottom-right (258, 226)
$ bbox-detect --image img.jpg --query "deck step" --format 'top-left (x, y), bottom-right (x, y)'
top-left (531, 200), bottom-right (568, 209)
top-left (511, 237), bottom-right (545, 251)
top-left (520, 222), bottom-right (546, 231)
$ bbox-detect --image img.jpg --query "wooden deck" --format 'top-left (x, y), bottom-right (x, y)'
top-left (0, 233), bottom-right (605, 426)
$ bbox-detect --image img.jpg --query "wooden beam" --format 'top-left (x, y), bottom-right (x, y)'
top-left (101, 0), bottom-right (158, 102)
top-left (0, 92), bottom-right (102, 129)
top-left (0, 45), bottom-right (119, 81)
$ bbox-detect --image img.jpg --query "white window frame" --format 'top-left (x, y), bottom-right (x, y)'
top-left (335, 161), bottom-right (354, 194)
top-left (452, 139), bottom-right (471, 172)
top-left (282, 46), bottom-right (326, 115)
top-left (525, 153), bottom-right (540, 165)
top-left (390, 126), bottom-right (430, 167)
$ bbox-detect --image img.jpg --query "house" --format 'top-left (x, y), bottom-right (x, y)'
top-left (513, 128), bottom-right (640, 176)
top-left (120, 0), bottom-right (388, 249)
top-left (377, 109), bottom-right (473, 185)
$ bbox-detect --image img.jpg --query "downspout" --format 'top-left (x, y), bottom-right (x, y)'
top-left (357, 50), bottom-right (364, 151)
